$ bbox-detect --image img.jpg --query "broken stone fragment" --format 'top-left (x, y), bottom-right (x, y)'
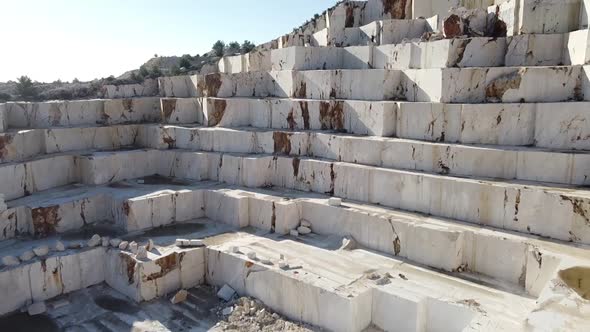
top-left (33, 245), bottom-right (50, 257)
top-left (375, 276), bottom-right (391, 286)
top-left (231, 246), bottom-right (240, 253)
top-left (290, 230), bottom-right (299, 237)
top-left (19, 251), bottom-right (35, 262)
top-left (297, 226), bottom-right (312, 235)
top-left (87, 234), bottom-right (101, 248)
top-left (279, 261), bottom-right (289, 269)
top-left (370, 273), bottom-right (392, 285)
top-left (55, 241), bottom-right (66, 252)
top-left (118, 241), bottom-right (129, 250)
top-left (170, 289), bottom-right (188, 304)
top-left (260, 258), bottom-right (272, 265)
top-left (2, 256), bottom-right (20, 266)
top-left (129, 241), bottom-right (139, 253)
top-left (328, 198), bottom-right (342, 207)
top-left (300, 220), bottom-right (311, 228)
top-left (146, 239), bottom-right (155, 251)
top-left (443, 7), bottom-right (506, 38)
top-left (110, 238), bottom-right (122, 247)
top-left (176, 239), bottom-right (205, 248)
top-left (217, 284), bottom-right (237, 301)
top-left (101, 237), bottom-right (110, 247)
top-left (340, 236), bottom-right (357, 251)
top-left (136, 246), bottom-right (148, 260)
top-left (222, 306), bottom-right (233, 316)
top-left (443, 14), bottom-right (464, 38)
top-left (27, 302), bottom-right (46, 316)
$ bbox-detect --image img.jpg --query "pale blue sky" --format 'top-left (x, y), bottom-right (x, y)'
top-left (0, 0), bottom-right (336, 82)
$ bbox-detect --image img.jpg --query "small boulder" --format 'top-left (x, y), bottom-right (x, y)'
top-left (119, 241), bottom-right (129, 250)
top-left (129, 241), bottom-right (138, 253)
top-left (170, 289), bottom-right (188, 304)
top-left (278, 261), bottom-right (289, 269)
top-left (289, 230), bottom-right (299, 237)
top-left (340, 236), bottom-right (357, 251)
top-left (222, 306), bottom-right (233, 316)
top-left (55, 241), bottom-right (66, 252)
top-left (217, 284), bottom-right (236, 301)
top-left (230, 246), bottom-right (240, 253)
top-left (300, 220), bottom-right (312, 228)
top-left (110, 238), bottom-right (122, 247)
top-left (33, 245), bottom-right (50, 257)
top-left (27, 302), bottom-right (47, 316)
top-left (328, 198), bottom-right (342, 207)
top-left (297, 226), bottom-right (312, 235)
top-left (2, 255), bottom-right (20, 266)
top-left (136, 246), bottom-right (148, 260)
top-left (87, 234), bottom-right (101, 248)
top-left (247, 252), bottom-right (257, 260)
top-left (146, 239), bottom-right (155, 251)
top-left (19, 251), bottom-right (35, 262)
top-left (101, 237), bottom-right (110, 247)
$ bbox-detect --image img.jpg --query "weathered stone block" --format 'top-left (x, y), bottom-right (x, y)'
top-left (6, 100), bottom-right (105, 128)
top-left (0, 130), bottom-right (44, 163)
top-left (160, 98), bottom-right (202, 124)
top-left (102, 97), bottom-right (161, 124)
top-left (506, 34), bottom-right (564, 66)
top-left (158, 75), bottom-right (203, 98)
top-left (518, 0), bottom-right (581, 34)
top-left (204, 190), bottom-right (249, 227)
top-left (102, 79), bottom-right (158, 99)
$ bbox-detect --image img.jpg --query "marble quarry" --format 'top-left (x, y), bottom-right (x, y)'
top-left (2, 0), bottom-right (590, 331)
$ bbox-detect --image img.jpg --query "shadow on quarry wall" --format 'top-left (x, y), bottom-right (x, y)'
top-left (559, 267), bottom-right (590, 300)
top-left (0, 313), bottom-right (59, 332)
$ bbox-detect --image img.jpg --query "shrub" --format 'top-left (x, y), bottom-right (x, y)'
top-left (212, 40), bottom-right (226, 57)
top-left (40, 88), bottom-right (73, 101)
top-left (130, 72), bottom-right (143, 83)
top-left (149, 66), bottom-right (163, 79)
top-left (179, 56), bottom-right (192, 70)
top-left (139, 65), bottom-right (150, 78)
top-left (15, 76), bottom-right (38, 101)
top-left (241, 40), bottom-right (255, 54)
top-left (170, 65), bottom-right (182, 76)
top-left (0, 92), bottom-right (11, 102)
top-left (226, 41), bottom-right (240, 55)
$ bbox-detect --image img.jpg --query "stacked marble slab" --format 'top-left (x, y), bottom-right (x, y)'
top-left (2, 0), bottom-right (590, 331)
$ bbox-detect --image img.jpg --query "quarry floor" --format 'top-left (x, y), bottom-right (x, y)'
top-left (0, 283), bottom-right (325, 332)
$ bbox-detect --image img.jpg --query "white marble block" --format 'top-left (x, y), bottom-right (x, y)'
top-left (158, 75), bottom-right (203, 98)
top-left (518, 0), bottom-right (581, 34)
top-left (160, 98), bottom-right (202, 124)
